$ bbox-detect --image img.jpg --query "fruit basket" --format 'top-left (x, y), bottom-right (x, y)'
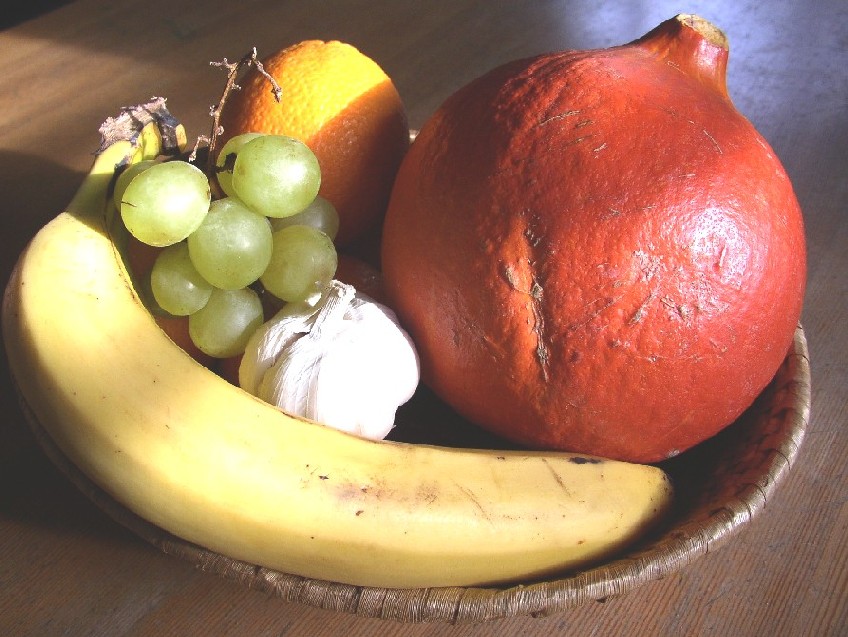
top-left (17, 323), bottom-right (810, 623)
top-left (6, 16), bottom-right (810, 622)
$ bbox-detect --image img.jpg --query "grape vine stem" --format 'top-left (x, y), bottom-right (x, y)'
top-left (189, 47), bottom-right (283, 192)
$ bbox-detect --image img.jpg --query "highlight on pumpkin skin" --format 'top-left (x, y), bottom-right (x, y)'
top-left (218, 40), bottom-right (409, 248)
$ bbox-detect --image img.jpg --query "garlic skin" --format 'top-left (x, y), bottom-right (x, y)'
top-left (239, 280), bottom-right (420, 440)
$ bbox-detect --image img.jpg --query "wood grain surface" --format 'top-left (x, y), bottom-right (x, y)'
top-left (1, 1), bottom-right (845, 635)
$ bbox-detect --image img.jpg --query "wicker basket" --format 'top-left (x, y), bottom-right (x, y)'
top-left (21, 324), bottom-right (811, 624)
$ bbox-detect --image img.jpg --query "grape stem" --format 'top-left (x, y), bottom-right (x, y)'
top-left (189, 47), bottom-right (283, 191)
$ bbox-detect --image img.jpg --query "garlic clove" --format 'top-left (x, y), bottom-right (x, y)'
top-left (239, 284), bottom-right (353, 396)
top-left (239, 309), bottom-right (309, 396)
top-left (257, 336), bottom-right (322, 422)
top-left (308, 316), bottom-right (418, 439)
top-left (240, 280), bottom-right (420, 441)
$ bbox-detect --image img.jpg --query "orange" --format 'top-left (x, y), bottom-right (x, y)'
top-left (381, 16), bottom-right (806, 463)
top-left (218, 40), bottom-right (409, 248)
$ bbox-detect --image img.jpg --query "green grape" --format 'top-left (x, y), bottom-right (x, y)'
top-left (214, 132), bottom-right (263, 198)
top-left (113, 159), bottom-right (155, 210)
top-left (150, 242), bottom-right (213, 316)
top-left (260, 225), bottom-right (338, 303)
top-left (188, 287), bottom-right (264, 358)
top-left (232, 135), bottom-right (321, 218)
top-left (187, 197), bottom-right (273, 290)
top-left (269, 194), bottom-right (340, 240)
top-left (120, 160), bottom-right (211, 247)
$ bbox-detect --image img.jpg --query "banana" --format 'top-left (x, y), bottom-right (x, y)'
top-left (2, 100), bottom-right (674, 589)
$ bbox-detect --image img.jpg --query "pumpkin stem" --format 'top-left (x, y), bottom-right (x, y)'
top-left (632, 14), bottom-right (730, 99)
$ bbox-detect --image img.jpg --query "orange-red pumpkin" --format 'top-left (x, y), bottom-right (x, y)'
top-left (381, 15), bottom-right (806, 463)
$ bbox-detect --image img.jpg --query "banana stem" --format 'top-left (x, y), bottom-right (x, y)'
top-left (66, 102), bottom-right (188, 237)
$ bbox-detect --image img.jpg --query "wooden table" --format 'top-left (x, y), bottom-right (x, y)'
top-left (1, 1), bottom-right (845, 635)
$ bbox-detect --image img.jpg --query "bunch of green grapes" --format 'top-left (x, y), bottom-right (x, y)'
top-left (115, 134), bottom-right (340, 358)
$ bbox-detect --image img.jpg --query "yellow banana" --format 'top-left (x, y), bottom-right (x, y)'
top-left (2, 101), bottom-right (673, 589)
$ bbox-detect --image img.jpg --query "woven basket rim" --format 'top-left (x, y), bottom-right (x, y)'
top-left (17, 324), bottom-right (811, 624)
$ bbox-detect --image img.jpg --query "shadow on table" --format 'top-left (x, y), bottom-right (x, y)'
top-left (0, 148), bottom-right (137, 542)
top-left (0, 1), bottom-right (75, 30)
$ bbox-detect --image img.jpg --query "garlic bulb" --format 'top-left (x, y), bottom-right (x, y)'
top-left (239, 280), bottom-right (420, 440)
